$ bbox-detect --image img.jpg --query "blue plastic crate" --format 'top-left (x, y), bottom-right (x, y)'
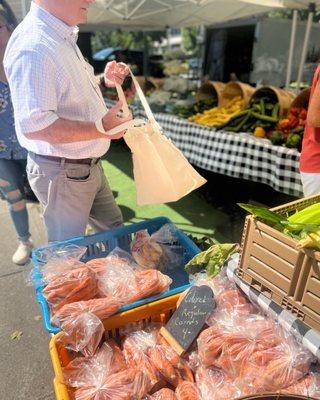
top-left (32, 217), bottom-right (200, 334)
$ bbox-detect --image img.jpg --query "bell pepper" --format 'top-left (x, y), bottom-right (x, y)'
top-left (253, 127), bottom-right (266, 138)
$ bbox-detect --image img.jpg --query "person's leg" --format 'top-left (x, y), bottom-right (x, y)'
top-left (27, 153), bottom-right (100, 242)
top-left (300, 172), bottom-right (320, 197)
top-left (89, 162), bottom-right (123, 232)
top-left (0, 158), bottom-right (32, 264)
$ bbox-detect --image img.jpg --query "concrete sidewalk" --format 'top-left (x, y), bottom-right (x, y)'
top-left (0, 200), bottom-right (54, 400)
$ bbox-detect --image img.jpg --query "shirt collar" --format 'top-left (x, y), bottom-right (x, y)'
top-left (30, 2), bottom-right (79, 44)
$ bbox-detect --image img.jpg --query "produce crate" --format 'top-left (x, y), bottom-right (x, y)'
top-left (32, 217), bottom-right (200, 334)
top-left (50, 294), bottom-right (180, 400)
top-left (237, 195), bottom-right (320, 331)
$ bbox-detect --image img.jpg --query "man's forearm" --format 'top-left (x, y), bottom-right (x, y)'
top-left (25, 118), bottom-right (105, 144)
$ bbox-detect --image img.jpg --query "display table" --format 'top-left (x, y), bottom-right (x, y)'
top-left (106, 100), bottom-right (303, 197)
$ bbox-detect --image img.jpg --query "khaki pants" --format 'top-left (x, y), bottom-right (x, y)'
top-left (27, 152), bottom-right (123, 242)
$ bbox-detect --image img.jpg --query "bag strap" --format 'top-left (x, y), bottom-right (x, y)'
top-left (114, 63), bottom-right (158, 126)
top-left (103, 118), bottom-right (145, 136)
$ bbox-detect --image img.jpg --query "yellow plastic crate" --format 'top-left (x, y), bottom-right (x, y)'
top-left (49, 294), bottom-right (180, 400)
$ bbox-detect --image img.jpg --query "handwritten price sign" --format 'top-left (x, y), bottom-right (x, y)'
top-left (160, 285), bottom-right (215, 355)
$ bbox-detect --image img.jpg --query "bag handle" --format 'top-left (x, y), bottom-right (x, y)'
top-left (114, 63), bottom-right (158, 126)
top-left (103, 118), bottom-right (145, 136)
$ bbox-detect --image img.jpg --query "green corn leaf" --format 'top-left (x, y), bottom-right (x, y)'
top-left (238, 203), bottom-right (283, 224)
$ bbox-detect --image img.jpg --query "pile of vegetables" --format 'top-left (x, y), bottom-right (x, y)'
top-left (188, 96), bottom-right (244, 127)
top-left (172, 98), bottom-right (217, 119)
top-left (239, 202), bottom-right (320, 251)
top-left (216, 93), bottom-right (280, 133)
top-left (269, 107), bottom-right (307, 150)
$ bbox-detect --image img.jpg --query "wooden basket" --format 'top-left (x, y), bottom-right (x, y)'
top-left (237, 194), bottom-right (320, 331)
top-left (219, 81), bottom-right (255, 108)
top-left (196, 81), bottom-right (225, 105)
top-left (250, 86), bottom-right (296, 118)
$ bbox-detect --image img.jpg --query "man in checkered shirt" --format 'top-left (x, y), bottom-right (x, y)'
top-left (4, 0), bottom-right (133, 242)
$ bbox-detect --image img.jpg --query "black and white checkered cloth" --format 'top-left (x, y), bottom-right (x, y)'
top-left (105, 99), bottom-right (303, 197)
top-left (227, 255), bottom-right (320, 360)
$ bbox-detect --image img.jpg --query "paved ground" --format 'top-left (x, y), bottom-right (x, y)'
top-left (0, 200), bottom-right (54, 400)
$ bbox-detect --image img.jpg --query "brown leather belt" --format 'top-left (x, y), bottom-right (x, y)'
top-left (33, 153), bottom-right (101, 165)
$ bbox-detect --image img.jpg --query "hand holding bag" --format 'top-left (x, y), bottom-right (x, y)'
top-left (115, 69), bottom-right (207, 205)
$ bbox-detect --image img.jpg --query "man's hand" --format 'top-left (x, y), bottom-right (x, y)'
top-left (102, 101), bottom-right (133, 140)
top-left (104, 61), bottom-right (129, 87)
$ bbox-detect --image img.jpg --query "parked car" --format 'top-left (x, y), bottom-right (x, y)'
top-left (92, 47), bottom-right (164, 77)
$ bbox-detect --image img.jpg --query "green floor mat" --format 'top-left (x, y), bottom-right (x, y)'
top-left (102, 142), bottom-right (228, 240)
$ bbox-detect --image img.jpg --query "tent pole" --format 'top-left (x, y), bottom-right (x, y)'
top-left (285, 9), bottom-right (298, 89)
top-left (143, 32), bottom-right (149, 78)
top-left (296, 3), bottom-right (315, 91)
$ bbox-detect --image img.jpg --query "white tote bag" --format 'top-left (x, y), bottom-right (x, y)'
top-left (112, 70), bottom-right (206, 205)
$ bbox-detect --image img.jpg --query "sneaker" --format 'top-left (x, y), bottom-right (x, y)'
top-left (12, 240), bottom-right (34, 265)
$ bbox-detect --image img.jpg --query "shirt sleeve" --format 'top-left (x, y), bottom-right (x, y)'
top-left (4, 48), bottom-right (60, 134)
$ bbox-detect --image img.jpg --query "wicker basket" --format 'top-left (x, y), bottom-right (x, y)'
top-left (220, 81), bottom-right (255, 108)
top-left (196, 81), bottom-right (226, 106)
top-left (249, 86), bottom-right (296, 118)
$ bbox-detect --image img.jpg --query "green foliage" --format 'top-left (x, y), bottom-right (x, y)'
top-left (182, 27), bottom-right (198, 53)
top-left (268, 9), bottom-right (320, 22)
top-left (163, 48), bottom-right (188, 61)
top-left (91, 29), bottom-right (165, 53)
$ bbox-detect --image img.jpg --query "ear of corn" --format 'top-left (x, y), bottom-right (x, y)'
top-left (297, 229), bottom-right (320, 250)
top-left (285, 202), bottom-right (320, 231)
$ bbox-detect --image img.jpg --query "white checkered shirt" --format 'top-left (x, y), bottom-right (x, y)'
top-left (4, 2), bottom-right (110, 158)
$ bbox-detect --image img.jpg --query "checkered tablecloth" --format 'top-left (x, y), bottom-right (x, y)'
top-left (105, 100), bottom-right (303, 197)
top-left (227, 255), bottom-right (320, 360)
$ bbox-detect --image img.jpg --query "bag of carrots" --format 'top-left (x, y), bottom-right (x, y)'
top-left (34, 244), bottom-right (87, 285)
top-left (62, 340), bottom-right (127, 388)
top-left (131, 223), bottom-right (183, 272)
top-left (52, 296), bottom-right (120, 327)
top-left (57, 312), bottom-right (104, 358)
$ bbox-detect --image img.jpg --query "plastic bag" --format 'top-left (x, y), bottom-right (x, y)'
top-left (280, 372), bottom-right (320, 397)
top-left (132, 270), bottom-right (172, 301)
top-left (148, 388), bottom-right (177, 399)
top-left (197, 315), bottom-right (282, 376)
top-left (97, 263), bottom-right (137, 304)
top-left (196, 367), bottom-right (242, 400)
top-left (147, 335), bottom-right (194, 388)
top-left (62, 340), bottom-right (127, 388)
top-left (57, 312), bottom-right (104, 358)
top-left (123, 327), bottom-right (161, 388)
top-left (131, 224), bottom-right (182, 272)
top-left (175, 381), bottom-right (201, 400)
top-left (52, 296), bottom-right (120, 327)
top-left (43, 266), bottom-right (97, 314)
top-left (178, 272), bottom-right (254, 326)
top-left (74, 369), bottom-right (150, 400)
top-left (241, 334), bottom-right (315, 393)
top-left (38, 244), bottom-right (87, 283)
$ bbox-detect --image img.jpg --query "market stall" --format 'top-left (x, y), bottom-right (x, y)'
top-left (105, 94), bottom-right (304, 197)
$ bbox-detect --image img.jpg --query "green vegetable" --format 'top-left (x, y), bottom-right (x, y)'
top-left (260, 99), bottom-right (265, 115)
top-left (269, 130), bottom-right (285, 145)
top-left (238, 203), bottom-right (283, 224)
top-left (234, 111), bottom-right (252, 133)
top-left (251, 111), bottom-right (278, 123)
top-left (272, 103), bottom-right (280, 119)
top-left (285, 133), bottom-right (301, 149)
top-left (185, 243), bottom-right (239, 277)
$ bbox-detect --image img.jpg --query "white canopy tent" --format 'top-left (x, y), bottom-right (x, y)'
top-left (241, 0), bottom-right (320, 89)
top-left (83, 0), bottom-right (273, 31)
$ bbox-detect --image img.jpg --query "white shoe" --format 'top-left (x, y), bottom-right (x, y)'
top-left (12, 240), bottom-right (34, 265)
